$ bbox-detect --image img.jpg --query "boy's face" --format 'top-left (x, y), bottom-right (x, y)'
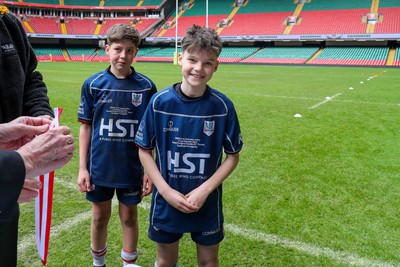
top-left (106, 39), bottom-right (138, 77)
top-left (178, 48), bottom-right (219, 91)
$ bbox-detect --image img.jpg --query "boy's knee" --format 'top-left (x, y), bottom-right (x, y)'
top-left (120, 214), bottom-right (138, 227)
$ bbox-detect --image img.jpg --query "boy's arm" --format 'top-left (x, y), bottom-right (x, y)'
top-left (185, 152), bottom-right (239, 209)
top-left (77, 123), bottom-right (92, 192)
top-left (138, 148), bottom-right (198, 213)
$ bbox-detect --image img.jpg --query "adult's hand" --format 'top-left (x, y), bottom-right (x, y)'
top-left (17, 179), bottom-right (42, 203)
top-left (0, 116), bottom-right (52, 150)
top-left (17, 126), bottom-right (74, 178)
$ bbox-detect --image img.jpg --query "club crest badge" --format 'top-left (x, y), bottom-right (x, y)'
top-left (132, 93), bottom-right (142, 107)
top-left (203, 120), bottom-right (215, 136)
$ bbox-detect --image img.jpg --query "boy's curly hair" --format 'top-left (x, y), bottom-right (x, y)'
top-left (181, 24), bottom-right (222, 56)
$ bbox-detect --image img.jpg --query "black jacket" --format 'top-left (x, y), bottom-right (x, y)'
top-left (0, 151), bottom-right (25, 222)
top-left (0, 11), bottom-right (53, 123)
top-left (0, 10), bottom-right (53, 221)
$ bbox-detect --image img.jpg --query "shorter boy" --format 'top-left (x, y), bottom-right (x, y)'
top-left (135, 25), bottom-right (243, 267)
top-left (77, 24), bottom-right (156, 267)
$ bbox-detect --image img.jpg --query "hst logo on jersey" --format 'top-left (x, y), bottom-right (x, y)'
top-left (167, 151), bottom-right (210, 174)
top-left (203, 120), bottom-right (215, 136)
top-left (99, 118), bottom-right (138, 137)
top-left (132, 93), bottom-right (142, 107)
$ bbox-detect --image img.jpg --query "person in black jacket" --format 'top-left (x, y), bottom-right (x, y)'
top-left (0, 5), bottom-right (60, 266)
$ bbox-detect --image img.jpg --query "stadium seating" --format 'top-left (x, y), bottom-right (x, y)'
top-left (136, 47), bottom-right (176, 62)
top-left (301, 0), bottom-right (371, 10)
top-left (64, 18), bottom-right (98, 35)
top-left (373, 7), bottom-right (400, 34)
top-left (393, 47), bottom-right (400, 66)
top-left (290, 9), bottom-right (369, 35)
top-left (23, 0), bottom-right (59, 4)
top-left (28, 17), bottom-right (62, 34)
top-left (66, 47), bottom-right (97, 61)
top-left (241, 47), bottom-right (319, 64)
top-left (14, 0), bottom-right (400, 67)
top-left (33, 46), bottom-right (66, 61)
top-left (95, 18), bottom-right (158, 35)
top-left (63, 0), bottom-right (101, 6)
top-left (218, 47), bottom-right (260, 63)
top-left (219, 13), bottom-right (289, 36)
top-left (309, 46), bottom-right (389, 66)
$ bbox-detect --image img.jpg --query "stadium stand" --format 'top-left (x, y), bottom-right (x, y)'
top-left (64, 0), bottom-right (101, 6)
top-left (3, 0), bottom-right (399, 67)
top-left (373, 7), bottom-right (400, 34)
top-left (136, 47), bottom-right (176, 62)
top-left (309, 46), bottom-right (389, 66)
top-left (23, 0), bottom-right (59, 4)
top-left (26, 17), bottom-right (62, 34)
top-left (290, 9), bottom-right (369, 35)
top-left (241, 47), bottom-right (319, 64)
top-left (33, 46), bottom-right (66, 61)
top-left (394, 46), bottom-right (400, 66)
top-left (218, 47), bottom-right (260, 63)
top-left (64, 18), bottom-right (98, 35)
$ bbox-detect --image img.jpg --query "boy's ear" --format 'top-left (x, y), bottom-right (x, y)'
top-left (214, 60), bottom-right (219, 72)
top-left (178, 53), bottom-right (183, 66)
top-left (105, 44), bottom-right (110, 54)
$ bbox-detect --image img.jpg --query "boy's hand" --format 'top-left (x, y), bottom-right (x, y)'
top-left (185, 186), bottom-right (208, 210)
top-left (142, 173), bottom-right (153, 197)
top-left (163, 188), bottom-right (199, 213)
top-left (77, 169), bottom-right (93, 192)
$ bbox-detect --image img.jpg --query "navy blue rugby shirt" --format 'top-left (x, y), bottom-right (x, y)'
top-left (135, 83), bottom-right (243, 233)
top-left (78, 67), bottom-right (157, 188)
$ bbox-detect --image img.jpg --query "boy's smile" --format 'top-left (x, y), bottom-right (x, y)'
top-left (179, 48), bottom-right (219, 97)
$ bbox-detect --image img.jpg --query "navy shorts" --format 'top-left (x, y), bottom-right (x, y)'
top-left (148, 225), bottom-right (224, 246)
top-left (86, 184), bottom-right (142, 205)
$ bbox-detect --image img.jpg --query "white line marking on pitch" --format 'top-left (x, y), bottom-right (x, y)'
top-left (225, 224), bottom-right (396, 267)
top-left (308, 93), bottom-right (342, 109)
top-left (18, 180), bottom-right (397, 267)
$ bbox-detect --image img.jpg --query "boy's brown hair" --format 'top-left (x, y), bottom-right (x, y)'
top-left (181, 24), bottom-right (222, 56)
top-left (107, 23), bottom-right (141, 47)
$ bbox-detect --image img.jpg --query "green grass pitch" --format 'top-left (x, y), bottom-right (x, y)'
top-left (17, 62), bottom-right (400, 266)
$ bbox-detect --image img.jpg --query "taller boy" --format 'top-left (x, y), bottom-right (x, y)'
top-left (77, 24), bottom-right (156, 267)
top-left (135, 25), bottom-right (243, 267)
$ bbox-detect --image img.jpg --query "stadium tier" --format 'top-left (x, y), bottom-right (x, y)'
top-left (33, 46), bottom-right (66, 61)
top-left (309, 46), bottom-right (389, 66)
top-left (7, 0), bottom-right (163, 6)
top-left (241, 47), bottom-right (320, 64)
top-left (394, 46), bottom-right (400, 66)
top-left (289, 9), bottom-right (369, 35)
top-left (4, 0), bottom-right (399, 67)
top-left (373, 7), bottom-right (400, 34)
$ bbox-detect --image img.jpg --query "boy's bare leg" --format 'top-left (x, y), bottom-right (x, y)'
top-left (156, 241), bottom-right (179, 267)
top-left (196, 243), bottom-right (219, 267)
top-left (91, 200), bottom-right (112, 249)
top-left (119, 203), bottom-right (139, 251)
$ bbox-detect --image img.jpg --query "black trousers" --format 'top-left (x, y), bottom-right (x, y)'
top-left (0, 205), bottom-right (19, 267)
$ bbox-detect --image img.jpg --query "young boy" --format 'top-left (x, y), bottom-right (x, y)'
top-left (77, 24), bottom-right (156, 267)
top-left (135, 25), bottom-right (243, 267)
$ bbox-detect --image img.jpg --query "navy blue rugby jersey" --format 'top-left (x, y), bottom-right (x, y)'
top-left (135, 84), bottom-right (243, 233)
top-left (78, 68), bottom-right (156, 188)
